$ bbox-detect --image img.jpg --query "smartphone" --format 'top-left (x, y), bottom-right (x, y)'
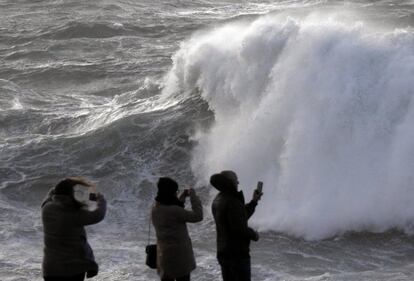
top-left (89, 193), bottom-right (97, 201)
top-left (257, 181), bottom-right (263, 193)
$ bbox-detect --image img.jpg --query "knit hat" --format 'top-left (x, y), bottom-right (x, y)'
top-left (157, 177), bottom-right (179, 196)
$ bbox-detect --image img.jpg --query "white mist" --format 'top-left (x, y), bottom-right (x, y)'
top-left (163, 14), bottom-right (414, 239)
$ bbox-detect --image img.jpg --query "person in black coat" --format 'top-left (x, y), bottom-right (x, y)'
top-left (210, 171), bottom-right (263, 281)
top-left (152, 177), bottom-right (203, 281)
top-left (41, 177), bottom-right (106, 281)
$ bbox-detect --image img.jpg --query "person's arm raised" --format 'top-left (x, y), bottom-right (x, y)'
top-left (175, 188), bottom-right (203, 223)
top-left (177, 190), bottom-right (187, 203)
top-left (76, 190), bottom-right (107, 226)
top-left (245, 189), bottom-right (263, 219)
top-left (66, 177), bottom-right (94, 188)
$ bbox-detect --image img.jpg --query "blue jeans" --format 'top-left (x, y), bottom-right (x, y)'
top-left (218, 257), bottom-right (251, 281)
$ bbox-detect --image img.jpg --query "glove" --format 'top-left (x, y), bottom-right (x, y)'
top-left (86, 270), bottom-right (98, 278)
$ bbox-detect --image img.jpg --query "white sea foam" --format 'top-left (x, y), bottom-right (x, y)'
top-left (163, 14), bottom-right (414, 239)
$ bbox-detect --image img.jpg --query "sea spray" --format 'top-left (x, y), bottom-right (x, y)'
top-left (162, 15), bottom-right (414, 239)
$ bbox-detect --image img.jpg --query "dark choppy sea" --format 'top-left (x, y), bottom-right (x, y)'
top-left (1, 0), bottom-right (414, 280)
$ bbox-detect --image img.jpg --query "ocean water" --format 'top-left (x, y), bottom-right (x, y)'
top-left (1, 0), bottom-right (414, 280)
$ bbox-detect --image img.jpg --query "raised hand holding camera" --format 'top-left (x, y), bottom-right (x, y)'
top-left (88, 184), bottom-right (98, 201)
top-left (68, 177), bottom-right (99, 202)
top-left (253, 181), bottom-right (264, 203)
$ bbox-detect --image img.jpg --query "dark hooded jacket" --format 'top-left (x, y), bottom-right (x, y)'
top-left (41, 188), bottom-right (106, 277)
top-left (211, 174), bottom-right (258, 259)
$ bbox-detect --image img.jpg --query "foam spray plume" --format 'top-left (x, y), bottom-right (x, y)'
top-left (162, 14), bottom-right (414, 240)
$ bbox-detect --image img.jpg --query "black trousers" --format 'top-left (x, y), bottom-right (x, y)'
top-left (161, 274), bottom-right (190, 281)
top-left (44, 273), bottom-right (85, 281)
top-left (218, 257), bottom-right (251, 281)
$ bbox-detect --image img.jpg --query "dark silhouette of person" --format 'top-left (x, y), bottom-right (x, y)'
top-left (151, 177), bottom-right (203, 281)
top-left (210, 171), bottom-right (263, 281)
top-left (41, 177), bottom-right (106, 281)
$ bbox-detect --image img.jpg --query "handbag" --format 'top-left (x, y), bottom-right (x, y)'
top-left (145, 211), bottom-right (157, 269)
top-left (145, 244), bottom-right (157, 269)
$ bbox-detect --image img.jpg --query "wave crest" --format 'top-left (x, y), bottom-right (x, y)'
top-left (162, 15), bottom-right (414, 239)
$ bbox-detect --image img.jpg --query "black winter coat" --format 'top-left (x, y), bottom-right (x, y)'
top-left (212, 190), bottom-right (257, 259)
top-left (41, 190), bottom-right (106, 277)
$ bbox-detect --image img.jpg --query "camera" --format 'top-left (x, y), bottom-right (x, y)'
top-left (89, 193), bottom-right (97, 201)
top-left (256, 181), bottom-right (263, 193)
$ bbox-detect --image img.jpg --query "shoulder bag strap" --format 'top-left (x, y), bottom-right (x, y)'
top-left (147, 206), bottom-right (152, 245)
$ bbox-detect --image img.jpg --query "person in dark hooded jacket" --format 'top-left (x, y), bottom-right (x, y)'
top-left (210, 171), bottom-right (263, 281)
top-left (41, 177), bottom-right (106, 281)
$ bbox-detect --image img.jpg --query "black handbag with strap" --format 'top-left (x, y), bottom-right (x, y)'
top-left (145, 211), bottom-right (157, 269)
top-left (145, 244), bottom-right (157, 269)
